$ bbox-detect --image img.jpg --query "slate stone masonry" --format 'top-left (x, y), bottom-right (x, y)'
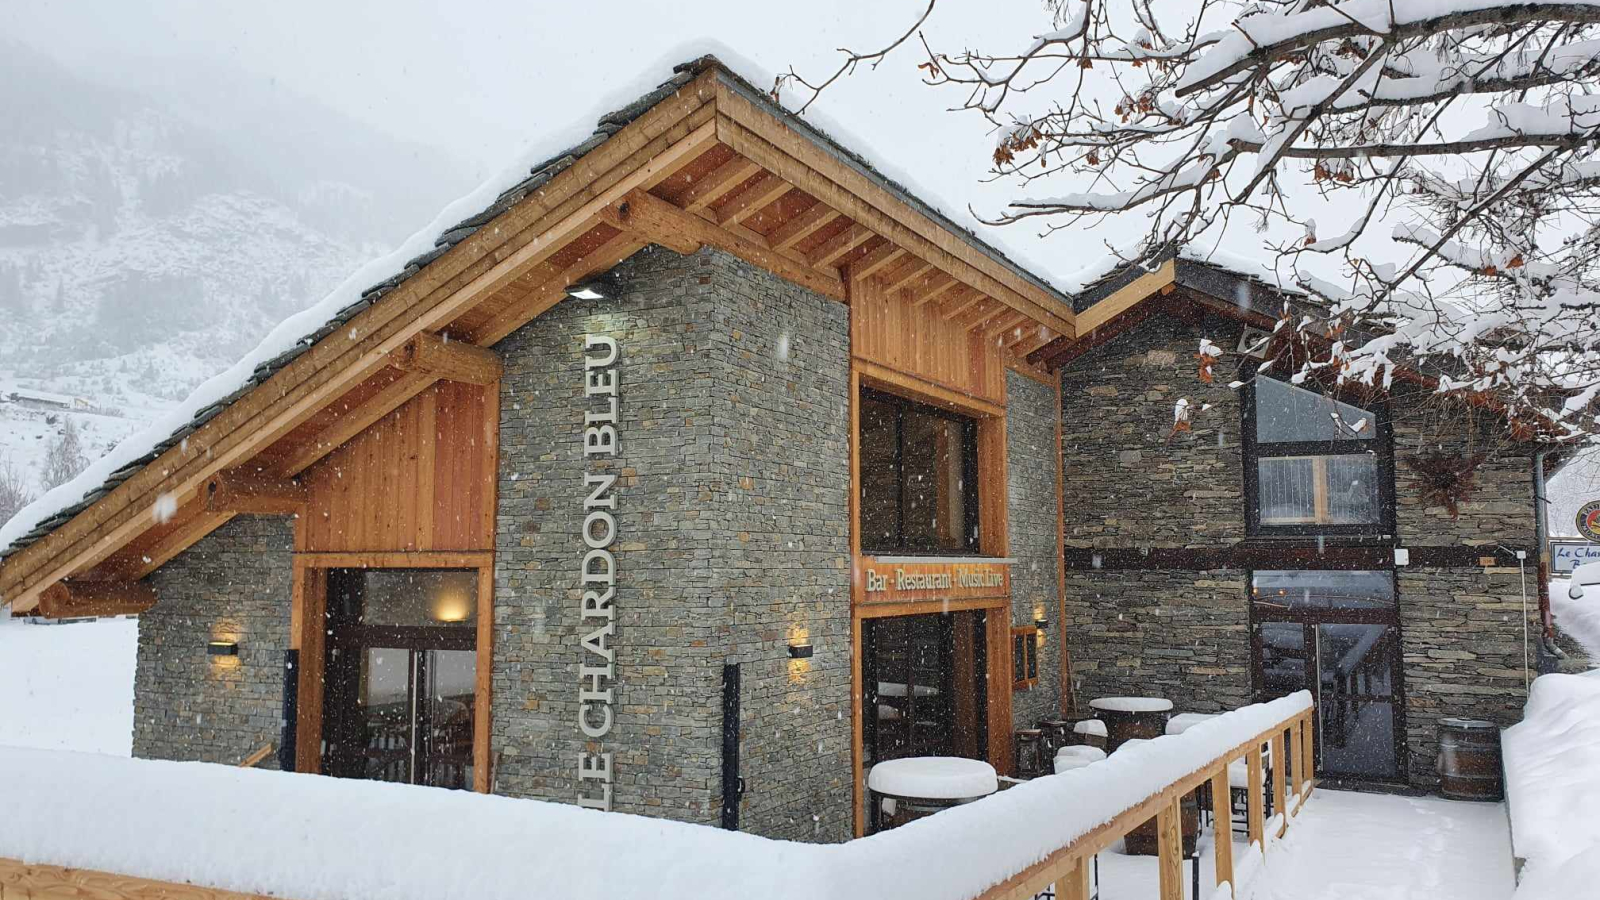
top-left (490, 245), bottom-right (853, 841)
top-left (133, 515), bottom-right (294, 767)
top-left (1007, 370), bottom-right (1064, 727)
top-left (1056, 310), bottom-right (1556, 790)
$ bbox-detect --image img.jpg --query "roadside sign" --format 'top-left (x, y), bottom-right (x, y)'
top-left (1579, 500), bottom-right (1600, 543)
top-left (1552, 540), bottom-right (1600, 575)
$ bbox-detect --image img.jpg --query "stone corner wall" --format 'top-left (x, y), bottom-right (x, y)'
top-left (490, 246), bottom-right (853, 841)
top-left (133, 514), bottom-right (294, 767)
top-left (1006, 369), bottom-right (1064, 728)
top-left (700, 250), bottom-right (853, 843)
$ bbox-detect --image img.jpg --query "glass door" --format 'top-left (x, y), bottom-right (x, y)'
top-left (322, 569), bottom-right (478, 790)
top-left (1251, 570), bottom-right (1406, 782)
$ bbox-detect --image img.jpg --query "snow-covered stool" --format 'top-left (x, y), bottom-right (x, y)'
top-left (867, 756), bottom-right (997, 832)
top-left (1166, 712), bottom-right (1219, 735)
top-left (1053, 744), bottom-right (1107, 774)
top-left (1089, 696), bottom-right (1173, 753)
top-left (1071, 717), bottom-right (1108, 750)
top-left (1115, 738), bottom-right (1200, 857)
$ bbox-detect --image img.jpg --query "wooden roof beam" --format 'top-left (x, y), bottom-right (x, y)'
top-left (985, 311), bottom-right (1032, 342)
top-left (275, 369), bottom-right (437, 478)
top-left (882, 257), bottom-right (934, 293)
top-left (1010, 327), bottom-right (1057, 358)
top-left (847, 242), bottom-right (905, 281)
top-left (604, 188), bottom-right (845, 301)
top-left (714, 174), bottom-right (793, 226)
top-left (907, 271), bottom-right (957, 307)
top-left (205, 468), bottom-right (307, 516)
top-left (805, 224), bottom-right (874, 268)
top-left (680, 156), bottom-right (762, 211)
top-left (392, 331), bottom-right (504, 386)
top-left (938, 287), bottom-right (984, 320)
top-left (467, 231), bottom-right (648, 346)
top-left (766, 201), bottom-right (839, 249)
top-left (37, 580), bottom-right (157, 619)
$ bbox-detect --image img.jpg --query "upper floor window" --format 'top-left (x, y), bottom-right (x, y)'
top-left (859, 387), bottom-right (979, 555)
top-left (1244, 376), bottom-right (1392, 535)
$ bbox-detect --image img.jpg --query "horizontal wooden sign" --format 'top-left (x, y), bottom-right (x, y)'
top-left (854, 557), bottom-right (1011, 605)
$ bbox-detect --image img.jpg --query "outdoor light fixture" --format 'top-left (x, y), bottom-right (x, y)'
top-left (1034, 617), bottom-right (1049, 632)
top-left (207, 640), bottom-right (239, 657)
top-left (788, 643), bottom-right (814, 659)
top-left (565, 279), bottom-right (609, 301)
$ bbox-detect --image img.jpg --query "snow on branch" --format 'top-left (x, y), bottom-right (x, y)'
top-left (915, 0), bottom-right (1600, 440)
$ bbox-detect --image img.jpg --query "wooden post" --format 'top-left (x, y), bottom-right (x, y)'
top-left (1290, 717), bottom-right (1304, 812)
top-left (1302, 710), bottom-right (1316, 799)
top-left (1247, 747), bottom-right (1265, 854)
top-left (1270, 730), bottom-right (1288, 836)
top-left (1058, 855), bottom-right (1092, 900)
top-left (1210, 764), bottom-right (1235, 895)
top-left (1157, 796), bottom-right (1184, 900)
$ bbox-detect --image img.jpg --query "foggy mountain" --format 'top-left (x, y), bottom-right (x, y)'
top-left (0, 40), bottom-right (472, 500)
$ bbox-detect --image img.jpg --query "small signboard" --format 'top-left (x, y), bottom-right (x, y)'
top-left (1552, 540), bottom-right (1600, 575)
top-left (1579, 500), bottom-right (1600, 543)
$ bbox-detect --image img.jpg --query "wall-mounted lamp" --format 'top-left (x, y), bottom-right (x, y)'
top-left (788, 643), bottom-right (814, 659)
top-left (565, 278), bottom-right (610, 301)
top-left (207, 640), bottom-right (239, 657)
top-left (1034, 617), bottom-right (1049, 632)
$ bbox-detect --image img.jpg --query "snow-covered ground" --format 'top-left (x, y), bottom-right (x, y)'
top-left (1249, 790), bottom-right (1514, 900)
top-left (0, 614), bottom-right (136, 755)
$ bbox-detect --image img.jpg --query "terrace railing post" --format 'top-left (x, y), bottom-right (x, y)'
top-left (1270, 731), bottom-right (1288, 836)
top-left (1059, 855), bottom-right (1091, 900)
top-left (1210, 764), bottom-right (1235, 896)
top-left (1246, 747), bottom-right (1265, 855)
top-left (1156, 797), bottom-right (1184, 900)
top-left (1301, 711), bottom-right (1316, 801)
top-left (1289, 718), bottom-right (1304, 815)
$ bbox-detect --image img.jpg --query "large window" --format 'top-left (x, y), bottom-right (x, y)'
top-left (1244, 376), bottom-right (1392, 535)
top-left (859, 388), bottom-right (979, 555)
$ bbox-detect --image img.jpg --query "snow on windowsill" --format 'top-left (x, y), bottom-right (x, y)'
top-left (0, 692), bottom-right (1312, 900)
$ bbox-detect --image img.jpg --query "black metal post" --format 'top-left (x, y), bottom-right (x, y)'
top-left (277, 648), bottom-right (299, 772)
top-left (720, 663), bottom-right (742, 830)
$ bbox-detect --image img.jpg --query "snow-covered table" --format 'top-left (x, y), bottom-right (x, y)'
top-left (867, 756), bottom-right (998, 831)
top-left (1090, 696), bottom-right (1173, 752)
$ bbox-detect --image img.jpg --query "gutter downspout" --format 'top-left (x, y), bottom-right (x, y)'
top-left (1533, 450), bottom-right (1563, 668)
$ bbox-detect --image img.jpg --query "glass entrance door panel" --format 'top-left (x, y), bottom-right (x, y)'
top-left (1251, 570), bottom-right (1405, 782)
top-left (322, 568), bottom-right (477, 790)
top-left (1315, 624), bottom-right (1399, 779)
top-left (862, 612), bottom-right (987, 768)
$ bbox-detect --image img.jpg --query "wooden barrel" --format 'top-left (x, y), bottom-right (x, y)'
top-left (1437, 718), bottom-right (1503, 801)
top-left (1090, 698), bottom-right (1173, 754)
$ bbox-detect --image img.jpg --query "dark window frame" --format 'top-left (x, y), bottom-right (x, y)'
top-left (1241, 373), bottom-right (1397, 539)
top-left (1246, 566), bottom-right (1409, 783)
top-left (859, 386), bottom-right (981, 556)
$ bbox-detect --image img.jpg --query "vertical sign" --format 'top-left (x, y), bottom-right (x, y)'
top-left (578, 334), bottom-right (619, 810)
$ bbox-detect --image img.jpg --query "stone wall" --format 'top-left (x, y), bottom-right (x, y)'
top-left (133, 515), bottom-right (294, 766)
top-left (1056, 308), bottom-right (1548, 789)
top-left (490, 246), bottom-right (853, 840)
top-left (1062, 569), bottom-right (1253, 714)
top-left (1059, 316), bottom-right (1247, 550)
top-left (1006, 370), bottom-right (1064, 726)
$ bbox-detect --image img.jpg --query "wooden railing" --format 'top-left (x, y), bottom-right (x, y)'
top-left (0, 700), bottom-right (1318, 900)
top-left (976, 705), bottom-right (1317, 900)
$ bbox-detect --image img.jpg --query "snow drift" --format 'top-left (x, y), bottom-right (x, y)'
top-left (1503, 671), bottom-right (1600, 898)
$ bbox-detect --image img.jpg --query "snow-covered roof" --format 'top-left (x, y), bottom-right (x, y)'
top-left (0, 51), bottom-right (1308, 570)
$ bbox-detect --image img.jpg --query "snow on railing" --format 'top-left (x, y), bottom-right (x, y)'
top-left (0, 692), bottom-right (1314, 900)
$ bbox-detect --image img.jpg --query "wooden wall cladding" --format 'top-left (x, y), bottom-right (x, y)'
top-left (299, 380), bottom-right (497, 553)
top-left (850, 276), bottom-right (1007, 407)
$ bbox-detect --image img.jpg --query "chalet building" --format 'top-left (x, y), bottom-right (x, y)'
top-left (0, 57), bottom-right (1586, 842)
